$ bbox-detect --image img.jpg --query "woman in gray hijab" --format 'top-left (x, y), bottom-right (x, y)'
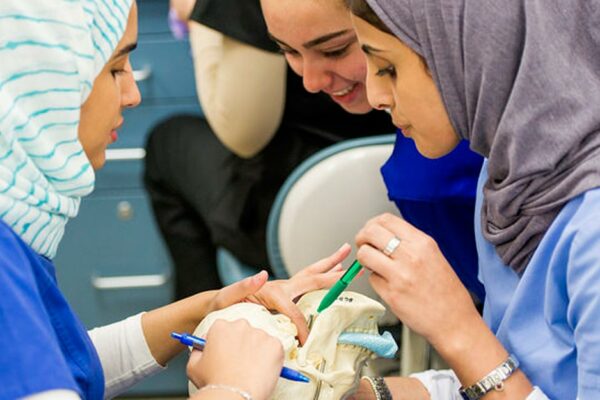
top-left (345, 0), bottom-right (600, 399)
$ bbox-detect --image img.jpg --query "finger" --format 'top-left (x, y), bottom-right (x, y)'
top-left (298, 243), bottom-right (351, 276)
top-left (355, 221), bottom-right (397, 252)
top-left (368, 272), bottom-right (394, 309)
top-left (215, 270), bottom-right (269, 308)
top-left (356, 244), bottom-right (397, 280)
top-left (187, 349), bottom-right (205, 387)
top-left (288, 269), bottom-right (345, 297)
top-left (374, 213), bottom-right (424, 241)
top-left (267, 290), bottom-right (309, 345)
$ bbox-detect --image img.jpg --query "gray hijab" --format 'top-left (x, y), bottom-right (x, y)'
top-left (365, 0), bottom-right (600, 273)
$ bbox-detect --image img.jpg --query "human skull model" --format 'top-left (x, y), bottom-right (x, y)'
top-left (189, 290), bottom-right (396, 399)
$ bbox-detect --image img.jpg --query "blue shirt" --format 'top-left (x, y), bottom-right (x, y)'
top-left (0, 220), bottom-right (104, 399)
top-left (476, 161), bottom-right (600, 399)
top-left (381, 134), bottom-right (485, 301)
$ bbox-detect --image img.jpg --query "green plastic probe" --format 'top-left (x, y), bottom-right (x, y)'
top-left (317, 259), bottom-right (363, 313)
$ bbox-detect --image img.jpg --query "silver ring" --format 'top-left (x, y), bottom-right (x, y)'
top-left (382, 236), bottom-right (401, 257)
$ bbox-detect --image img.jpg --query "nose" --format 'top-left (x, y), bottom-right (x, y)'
top-left (121, 61), bottom-right (142, 108)
top-left (365, 66), bottom-right (393, 111)
top-left (301, 59), bottom-right (333, 94)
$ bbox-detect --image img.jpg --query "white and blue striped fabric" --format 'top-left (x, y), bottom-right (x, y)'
top-left (0, 0), bottom-right (132, 258)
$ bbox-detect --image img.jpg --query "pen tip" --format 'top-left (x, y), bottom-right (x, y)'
top-left (171, 332), bottom-right (182, 339)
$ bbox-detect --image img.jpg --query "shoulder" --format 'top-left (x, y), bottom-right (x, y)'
top-left (0, 220), bottom-right (44, 287)
top-left (0, 220), bottom-right (33, 265)
top-left (551, 189), bottom-right (600, 297)
top-left (563, 188), bottom-right (600, 244)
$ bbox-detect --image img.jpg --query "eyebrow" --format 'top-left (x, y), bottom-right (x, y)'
top-left (268, 30), bottom-right (353, 50)
top-left (111, 42), bottom-right (137, 60)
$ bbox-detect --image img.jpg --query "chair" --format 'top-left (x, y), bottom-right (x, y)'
top-left (217, 133), bottom-right (437, 375)
top-left (264, 133), bottom-right (444, 375)
top-left (217, 134), bottom-right (398, 293)
top-left (265, 134), bottom-right (399, 324)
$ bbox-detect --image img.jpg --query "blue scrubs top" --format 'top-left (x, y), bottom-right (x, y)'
top-left (0, 220), bottom-right (104, 399)
top-left (476, 161), bottom-right (600, 398)
top-left (381, 133), bottom-right (485, 301)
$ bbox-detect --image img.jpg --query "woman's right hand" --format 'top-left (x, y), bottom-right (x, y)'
top-left (187, 319), bottom-right (284, 400)
top-left (354, 213), bottom-right (480, 349)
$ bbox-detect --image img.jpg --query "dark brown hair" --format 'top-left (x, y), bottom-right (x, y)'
top-left (343, 0), bottom-right (393, 35)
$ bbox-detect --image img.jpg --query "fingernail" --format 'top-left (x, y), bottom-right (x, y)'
top-left (253, 270), bottom-right (267, 283)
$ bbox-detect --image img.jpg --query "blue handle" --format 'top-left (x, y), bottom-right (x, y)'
top-left (171, 332), bottom-right (310, 383)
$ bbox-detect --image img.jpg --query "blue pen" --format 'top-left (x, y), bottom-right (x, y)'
top-left (171, 332), bottom-right (310, 383)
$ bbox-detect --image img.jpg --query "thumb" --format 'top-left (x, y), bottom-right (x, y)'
top-left (214, 270), bottom-right (269, 308)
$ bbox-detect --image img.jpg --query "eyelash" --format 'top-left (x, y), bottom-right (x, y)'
top-left (111, 68), bottom-right (127, 77)
top-left (376, 65), bottom-right (396, 78)
top-left (278, 48), bottom-right (298, 56)
top-left (278, 44), bottom-right (351, 59)
top-left (323, 44), bottom-right (351, 59)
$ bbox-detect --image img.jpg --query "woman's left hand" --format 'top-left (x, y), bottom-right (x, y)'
top-left (355, 213), bottom-right (480, 350)
top-left (141, 244), bottom-right (347, 365)
top-left (245, 243), bottom-right (350, 344)
top-left (205, 243), bottom-right (350, 344)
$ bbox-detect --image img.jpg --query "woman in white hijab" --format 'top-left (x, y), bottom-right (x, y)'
top-left (0, 1), bottom-right (346, 399)
top-left (345, 0), bottom-right (600, 399)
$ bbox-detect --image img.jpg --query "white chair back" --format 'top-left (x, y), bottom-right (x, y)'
top-left (267, 135), bottom-right (399, 323)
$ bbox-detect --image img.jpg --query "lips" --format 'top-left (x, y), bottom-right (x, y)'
top-left (328, 83), bottom-right (360, 105)
top-left (331, 83), bottom-right (356, 97)
top-left (110, 119), bottom-right (124, 143)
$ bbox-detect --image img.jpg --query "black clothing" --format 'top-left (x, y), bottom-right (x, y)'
top-left (191, 0), bottom-right (278, 52)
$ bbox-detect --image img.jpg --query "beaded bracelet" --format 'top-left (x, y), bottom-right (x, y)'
top-left (363, 376), bottom-right (393, 400)
top-left (197, 383), bottom-right (253, 400)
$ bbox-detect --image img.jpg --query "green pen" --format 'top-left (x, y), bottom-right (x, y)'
top-left (317, 259), bottom-right (363, 313)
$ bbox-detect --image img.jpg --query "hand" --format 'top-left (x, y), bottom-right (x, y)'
top-left (187, 319), bottom-right (284, 400)
top-left (355, 213), bottom-right (480, 349)
top-left (246, 243), bottom-right (350, 344)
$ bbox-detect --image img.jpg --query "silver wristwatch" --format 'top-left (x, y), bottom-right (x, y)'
top-left (459, 354), bottom-right (520, 400)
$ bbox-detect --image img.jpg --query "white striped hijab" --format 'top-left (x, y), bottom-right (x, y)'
top-left (0, 0), bottom-right (133, 258)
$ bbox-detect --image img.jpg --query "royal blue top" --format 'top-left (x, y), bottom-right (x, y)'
top-left (0, 220), bottom-right (104, 399)
top-left (381, 133), bottom-right (485, 301)
top-left (476, 160), bottom-right (600, 398)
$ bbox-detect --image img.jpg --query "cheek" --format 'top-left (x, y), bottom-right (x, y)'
top-left (338, 53), bottom-right (367, 83)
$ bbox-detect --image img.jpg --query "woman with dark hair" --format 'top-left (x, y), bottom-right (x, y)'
top-left (258, 0), bottom-right (485, 307)
top-left (347, 0), bottom-right (600, 399)
top-left (0, 1), bottom-right (347, 398)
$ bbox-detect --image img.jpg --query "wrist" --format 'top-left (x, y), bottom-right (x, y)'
top-left (432, 314), bottom-right (499, 363)
top-left (179, 290), bottom-right (220, 328)
top-left (362, 376), bottom-right (392, 400)
top-left (432, 318), bottom-right (510, 389)
top-left (459, 354), bottom-right (520, 400)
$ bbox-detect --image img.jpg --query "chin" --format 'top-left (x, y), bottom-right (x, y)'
top-left (415, 142), bottom-right (456, 159)
top-left (90, 155), bottom-right (106, 171)
top-left (339, 101), bottom-right (373, 115)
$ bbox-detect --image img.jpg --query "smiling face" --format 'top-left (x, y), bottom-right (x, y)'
top-left (78, 2), bottom-right (141, 170)
top-left (260, 0), bottom-right (372, 114)
top-left (351, 15), bottom-right (460, 158)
